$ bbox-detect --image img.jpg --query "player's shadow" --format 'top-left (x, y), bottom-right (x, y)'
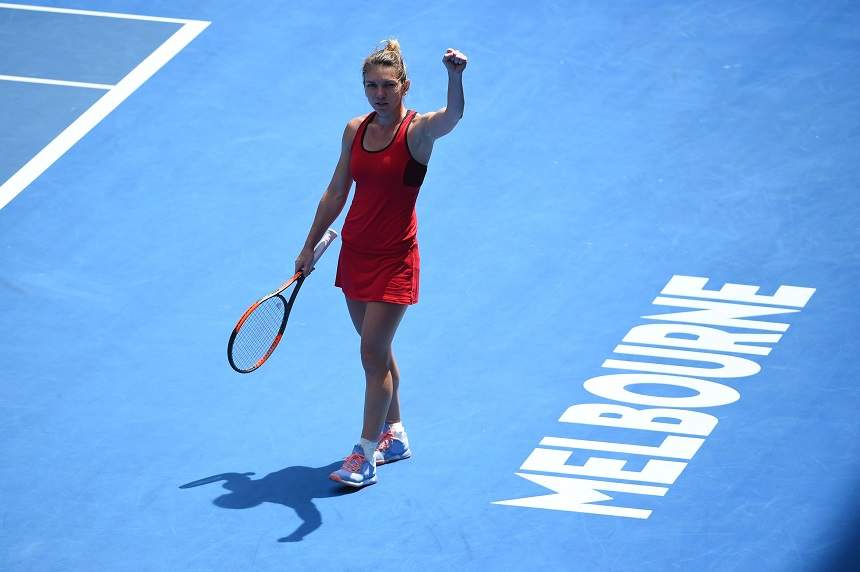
top-left (179, 461), bottom-right (356, 542)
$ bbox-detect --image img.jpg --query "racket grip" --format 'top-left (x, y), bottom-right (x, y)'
top-left (312, 228), bottom-right (339, 266)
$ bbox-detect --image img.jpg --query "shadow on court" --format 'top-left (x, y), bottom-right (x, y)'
top-left (180, 462), bottom-right (357, 542)
top-left (814, 492), bottom-right (860, 572)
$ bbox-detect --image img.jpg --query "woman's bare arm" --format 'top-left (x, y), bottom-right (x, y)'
top-left (296, 118), bottom-right (361, 275)
top-left (421, 48), bottom-right (468, 142)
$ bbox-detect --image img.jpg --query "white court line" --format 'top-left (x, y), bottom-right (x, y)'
top-left (0, 74), bottom-right (113, 90)
top-left (0, 2), bottom-right (196, 24)
top-left (0, 16), bottom-right (210, 210)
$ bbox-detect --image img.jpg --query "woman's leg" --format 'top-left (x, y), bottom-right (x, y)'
top-left (386, 352), bottom-right (401, 424)
top-left (344, 296), bottom-right (367, 334)
top-left (357, 301), bottom-right (407, 441)
top-left (345, 297), bottom-right (402, 428)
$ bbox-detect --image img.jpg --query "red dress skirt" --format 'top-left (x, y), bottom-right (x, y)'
top-left (335, 242), bottom-right (420, 305)
top-left (335, 109), bottom-right (427, 305)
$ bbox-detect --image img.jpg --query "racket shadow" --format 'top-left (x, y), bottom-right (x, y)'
top-left (179, 461), bottom-right (358, 542)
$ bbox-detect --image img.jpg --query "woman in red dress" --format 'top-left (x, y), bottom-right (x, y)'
top-left (296, 40), bottom-right (467, 487)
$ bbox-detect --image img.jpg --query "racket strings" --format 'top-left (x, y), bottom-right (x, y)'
top-left (231, 296), bottom-right (286, 370)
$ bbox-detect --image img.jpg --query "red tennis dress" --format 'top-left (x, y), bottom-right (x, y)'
top-left (335, 110), bottom-right (427, 304)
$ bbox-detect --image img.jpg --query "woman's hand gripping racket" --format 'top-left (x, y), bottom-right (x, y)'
top-left (228, 229), bottom-right (338, 373)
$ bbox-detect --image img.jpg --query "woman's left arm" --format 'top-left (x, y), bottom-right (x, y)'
top-left (422, 48), bottom-right (468, 141)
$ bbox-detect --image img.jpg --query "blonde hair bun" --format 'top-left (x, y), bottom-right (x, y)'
top-left (383, 38), bottom-right (401, 53)
top-left (362, 38), bottom-right (408, 83)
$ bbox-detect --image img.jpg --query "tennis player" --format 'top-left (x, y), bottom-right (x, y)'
top-left (296, 39), bottom-right (467, 487)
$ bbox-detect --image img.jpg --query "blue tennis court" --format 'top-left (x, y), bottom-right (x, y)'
top-left (2, 2), bottom-right (859, 570)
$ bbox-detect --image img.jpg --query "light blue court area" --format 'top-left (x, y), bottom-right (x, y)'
top-left (1, 1), bottom-right (860, 571)
top-left (0, 81), bottom-right (101, 181)
top-left (0, 6), bottom-right (181, 84)
top-left (0, 3), bottom-right (205, 207)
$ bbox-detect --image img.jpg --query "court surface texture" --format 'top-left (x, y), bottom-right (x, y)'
top-left (2, 2), bottom-right (859, 571)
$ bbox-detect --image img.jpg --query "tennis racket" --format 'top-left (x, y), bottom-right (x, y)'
top-left (227, 228), bottom-right (338, 373)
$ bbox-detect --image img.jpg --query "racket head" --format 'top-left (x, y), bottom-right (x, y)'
top-left (227, 274), bottom-right (304, 373)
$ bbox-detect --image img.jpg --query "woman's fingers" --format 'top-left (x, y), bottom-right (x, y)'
top-left (295, 250), bottom-right (314, 276)
top-left (443, 48), bottom-right (468, 69)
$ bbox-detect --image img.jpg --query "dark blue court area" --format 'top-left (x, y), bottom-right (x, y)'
top-left (1, 1), bottom-right (859, 570)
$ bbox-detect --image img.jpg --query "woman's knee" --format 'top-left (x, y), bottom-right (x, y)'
top-left (360, 341), bottom-right (390, 376)
top-left (358, 302), bottom-right (406, 379)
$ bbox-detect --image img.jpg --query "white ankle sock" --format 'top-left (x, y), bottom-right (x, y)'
top-left (387, 421), bottom-right (405, 435)
top-left (359, 438), bottom-right (377, 461)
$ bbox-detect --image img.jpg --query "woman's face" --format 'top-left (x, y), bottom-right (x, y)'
top-left (364, 65), bottom-right (409, 112)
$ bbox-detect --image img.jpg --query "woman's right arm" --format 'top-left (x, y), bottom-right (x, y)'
top-left (295, 119), bottom-right (360, 276)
